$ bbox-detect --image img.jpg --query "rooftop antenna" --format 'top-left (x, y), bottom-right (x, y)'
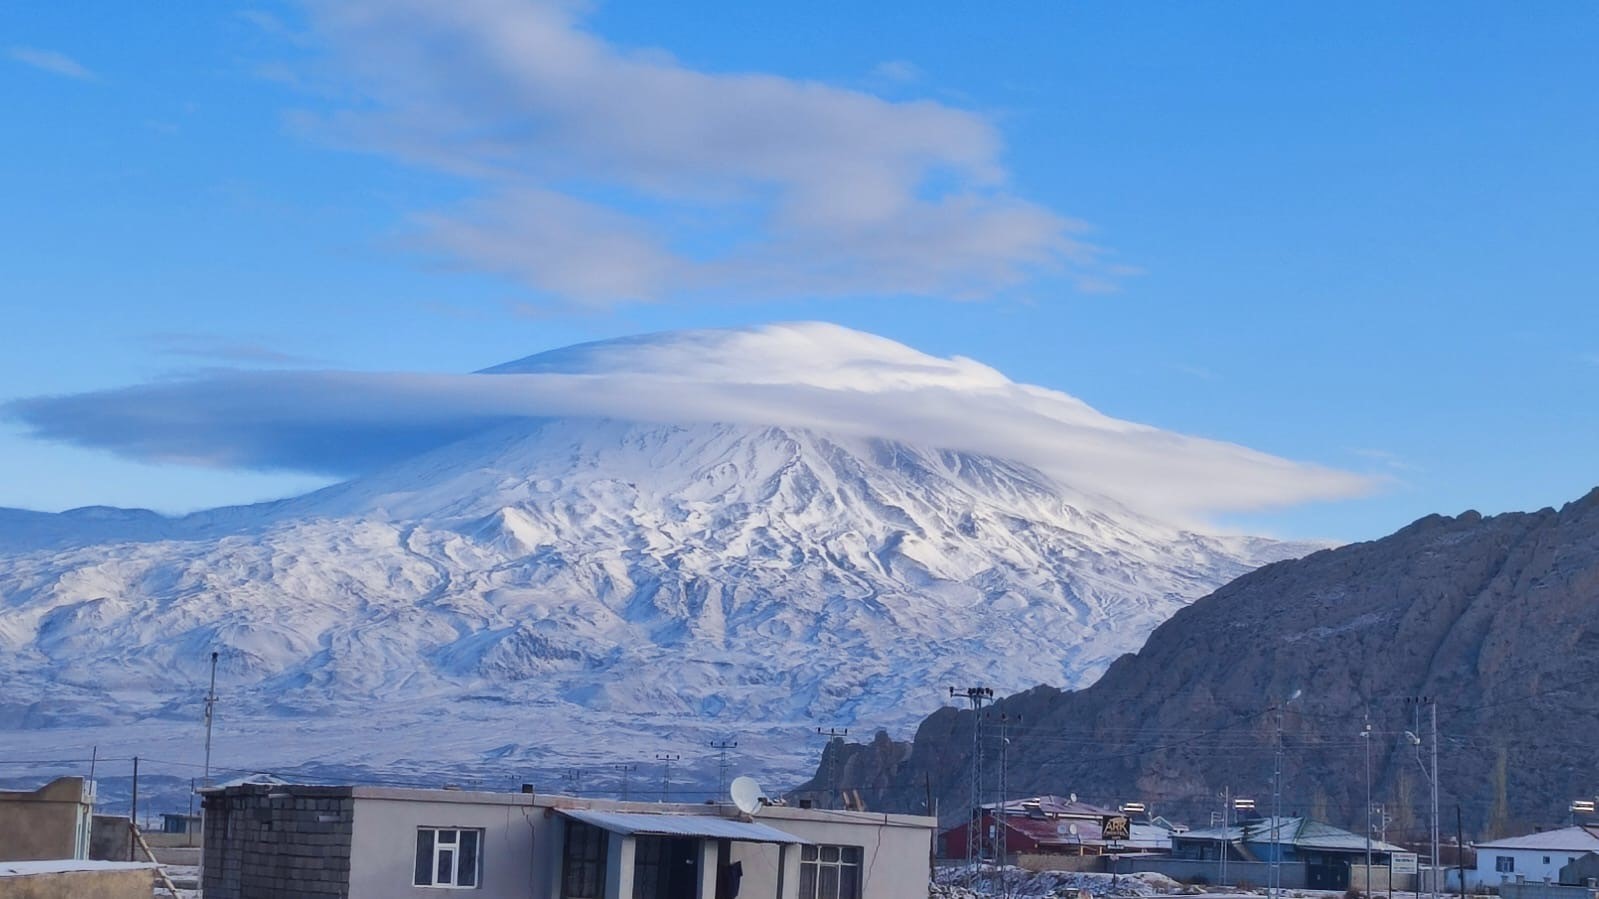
top-left (730, 776), bottom-right (764, 817)
top-left (203, 651), bottom-right (219, 788)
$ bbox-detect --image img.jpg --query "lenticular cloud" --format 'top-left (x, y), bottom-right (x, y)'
top-left (4, 322), bottom-right (1369, 521)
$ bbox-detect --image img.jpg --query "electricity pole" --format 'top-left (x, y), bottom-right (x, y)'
top-left (817, 728), bottom-right (849, 809)
top-left (1439, 697), bottom-right (1451, 895)
top-left (656, 753), bottom-right (680, 802)
top-left (1271, 706), bottom-right (1284, 899)
top-left (949, 686), bottom-right (993, 890)
top-left (1218, 786), bottom-right (1230, 887)
top-left (1269, 691), bottom-right (1301, 899)
top-left (1406, 697), bottom-right (1440, 899)
top-left (1362, 717), bottom-right (1373, 894)
top-left (995, 711), bottom-right (1014, 898)
top-left (203, 651), bottom-right (219, 788)
top-left (710, 740), bottom-right (738, 800)
top-left (615, 764), bottom-right (638, 802)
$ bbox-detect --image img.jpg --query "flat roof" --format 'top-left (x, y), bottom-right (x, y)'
top-left (561, 809), bottom-right (809, 845)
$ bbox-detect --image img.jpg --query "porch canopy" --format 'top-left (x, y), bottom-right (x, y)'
top-left (559, 809), bottom-right (810, 845)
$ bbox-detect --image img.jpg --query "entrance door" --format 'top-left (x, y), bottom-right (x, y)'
top-left (635, 837), bottom-right (701, 899)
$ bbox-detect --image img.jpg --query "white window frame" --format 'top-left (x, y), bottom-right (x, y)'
top-left (1495, 856), bottom-right (1514, 874)
top-left (799, 844), bottom-right (863, 899)
top-left (415, 826), bottom-right (484, 889)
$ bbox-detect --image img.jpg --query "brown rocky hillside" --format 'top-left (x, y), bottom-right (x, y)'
top-left (794, 488), bottom-right (1599, 841)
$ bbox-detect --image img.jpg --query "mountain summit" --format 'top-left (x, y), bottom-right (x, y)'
top-left (0, 325), bottom-right (1337, 784)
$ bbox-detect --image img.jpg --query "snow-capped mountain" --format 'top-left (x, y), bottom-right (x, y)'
top-left (0, 324), bottom-right (1333, 791)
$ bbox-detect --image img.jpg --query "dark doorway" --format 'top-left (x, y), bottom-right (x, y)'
top-left (634, 836), bottom-right (700, 899)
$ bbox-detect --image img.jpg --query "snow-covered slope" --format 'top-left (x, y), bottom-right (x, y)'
top-left (0, 325), bottom-right (1329, 791)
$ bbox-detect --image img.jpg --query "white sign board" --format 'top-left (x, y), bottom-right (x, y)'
top-left (1391, 853), bottom-right (1419, 874)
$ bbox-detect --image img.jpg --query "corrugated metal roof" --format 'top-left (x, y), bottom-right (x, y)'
top-left (1476, 826), bottom-right (1599, 853)
top-left (1179, 817), bottom-right (1406, 854)
top-left (980, 796), bottom-right (1119, 818)
top-left (559, 809), bottom-right (809, 845)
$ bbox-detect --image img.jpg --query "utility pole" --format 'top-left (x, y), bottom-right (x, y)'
top-left (710, 740), bottom-right (738, 800)
top-left (995, 711), bottom-right (1013, 899)
top-left (1362, 717), bottom-right (1374, 894)
top-left (1271, 707), bottom-right (1284, 899)
top-left (1269, 691), bottom-right (1301, 899)
top-left (656, 753), bottom-right (680, 802)
top-left (1439, 697), bottom-right (1451, 895)
top-left (129, 756), bottom-right (140, 861)
top-left (1217, 786), bottom-right (1230, 887)
top-left (615, 764), bottom-right (638, 802)
top-left (817, 728), bottom-right (849, 809)
top-left (1407, 697), bottom-right (1440, 899)
top-left (203, 650), bottom-right (219, 788)
top-left (948, 686), bottom-right (993, 890)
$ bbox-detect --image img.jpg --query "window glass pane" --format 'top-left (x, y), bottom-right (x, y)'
top-left (841, 861), bottom-right (861, 899)
top-left (842, 847), bottom-right (862, 865)
top-left (799, 864), bottom-right (817, 899)
top-left (459, 830), bottom-right (480, 887)
top-left (564, 821), bottom-right (609, 899)
top-left (802, 845), bottom-right (818, 861)
top-left (415, 830), bottom-right (435, 886)
top-left (439, 848), bottom-right (455, 885)
top-left (439, 829), bottom-right (458, 845)
top-left (821, 846), bottom-right (840, 863)
top-left (820, 865), bottom-right (839, 899)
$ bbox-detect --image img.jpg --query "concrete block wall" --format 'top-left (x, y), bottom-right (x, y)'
top-left (202, 785), bottom-right (355, 898)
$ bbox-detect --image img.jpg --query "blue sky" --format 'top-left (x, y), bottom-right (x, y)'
top-left (2, 1), bottom-right (1596, 542)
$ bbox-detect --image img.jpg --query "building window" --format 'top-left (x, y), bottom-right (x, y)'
top-left (1496, 857), bottom-right (1514, 873)
top-left (799, 845), bottom-right (863, 899)
top-left (1543, 857), bottom-right (1551, 865)
top-left (563, 821), bottom-right (609, 899)
top-left (414, 828), bottom-right (482, 888)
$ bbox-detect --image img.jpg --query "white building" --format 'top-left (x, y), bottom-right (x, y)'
top-left (201, 782), bottom-right (935, 899)
top-left (1472, 826), bottom-right (1599, 888)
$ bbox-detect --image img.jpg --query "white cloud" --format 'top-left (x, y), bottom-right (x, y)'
top-left (869, 60), bottom-right (923, 85)
top-left (288, 0), bottom-right (1104, 306)
top-left (5, 323), bottom-right (1371, 523)
top-left (7, 46), bottom-right (94, 80)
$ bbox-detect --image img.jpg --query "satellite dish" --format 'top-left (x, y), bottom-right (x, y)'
top-left (1056, 822), bottom-right (1070, 837)
top-left (730, 776), bottom-right (764, 815)
top-left (1068, 823), bottom-right (1079, 837)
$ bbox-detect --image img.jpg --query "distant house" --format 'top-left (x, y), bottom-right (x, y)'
top-left (202, 782), bottom-right (935, 899)
top-left (160, 813), bottom-right (201, 835)
top-left (0, 777), bottom-right (95, 862)
top-left (937, 796), bottom-right (1174, 861)
top-left (1472, 826), bottom-right (1599, 888)
top-left (1170, 816), bottom-right (1408, 890)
